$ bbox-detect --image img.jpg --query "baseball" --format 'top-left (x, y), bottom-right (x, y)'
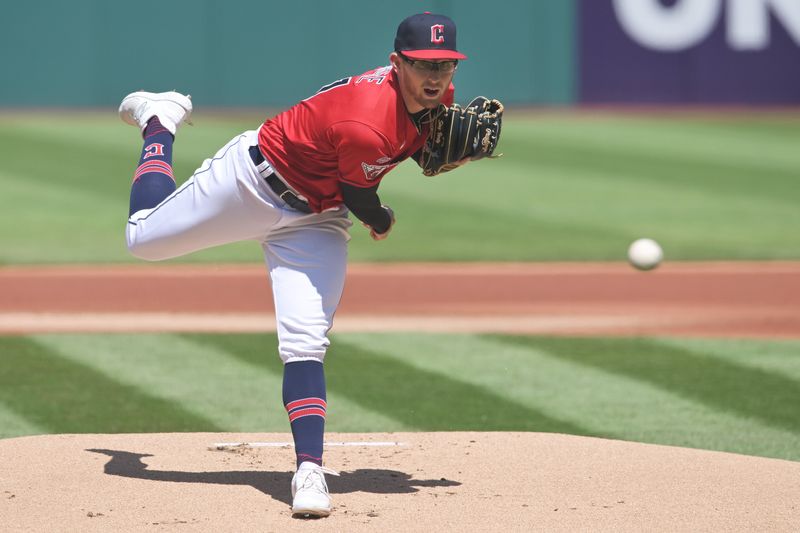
top-left (627, 238), bottom-right (663, 271)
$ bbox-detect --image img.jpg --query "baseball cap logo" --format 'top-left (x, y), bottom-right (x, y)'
top-left (395, 13), bottom-right (466, 60)
top-left (431, 24), bottom-right (445, 44)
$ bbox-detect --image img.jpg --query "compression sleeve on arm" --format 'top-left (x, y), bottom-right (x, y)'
top-left (340, 182), bottom-right (392, 234)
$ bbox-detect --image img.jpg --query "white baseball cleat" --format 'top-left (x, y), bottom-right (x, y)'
top-left (118, 91), bottom-right (193, 135)
top-left (291, 461), bottom-right (339, 518)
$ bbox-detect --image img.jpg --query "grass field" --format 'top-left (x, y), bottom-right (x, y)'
top-left (0, 111), bottom-right (798, 263)
top-left (1, 111), bottom-right (798, 465)
top-left (1, 332), bottom-right (798, 462)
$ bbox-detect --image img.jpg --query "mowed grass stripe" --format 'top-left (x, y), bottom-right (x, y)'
top-left (504, 118), bottom-right (800, 174)
top-left (185, 333), bottom-right (583, 433)
top-left (656, 338), bottom-right (800, 383)
top-left (2, 113), bottom-right (256, 165)
top-left (34, 333), bottom-right (287, 432)
top-left (391, 159), bottom-right (797, 247)
top-left (0, 336), bottom-right (217, 434)
top-left (1, 116), bottom-right (255, 195)
top-left (383, 133), bottom-right (798, 260)
top-left (0, 126), bottom-right (133, 263)
top-left (501, 164), bottom-right (800, 259)
top-left (0, 124), bottom-right (209, 198)
top-left (2, 113), bottom-right (800, 263)
top-left (371, 190), bottom-right (625, 261)
top-left (374, 159), bottom-right (633, 261)
top-left (325, 338), bottom-right (586, 434)
top-left (180, 333), bottom-right (414, 432)
top-left (0, 171), bottom-right (126, 264)
top-left (497, 337), bottom-right (800, 434)
top-left (511, 137), bottom-right (797, 206)
top-left (396, 151), bottom-right (798, 221)
top-left (499, 118), bottom-right (800, 210)
top-left (339, 333), bottom-right (800, 461)
top-left (0, 129), bottom-right (131, 198)
top-left (0, 404), bottom-right (47, 439)
top-left (3, 332), bottom-right (799, 460)
top-left (6, 117), bottom-right (144, 153)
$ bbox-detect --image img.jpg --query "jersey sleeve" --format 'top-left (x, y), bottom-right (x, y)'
top-left (327, 121), bottom-right (394, 188)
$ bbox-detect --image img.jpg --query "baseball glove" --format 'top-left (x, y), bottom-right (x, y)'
top-left (419, 96), bottom-right (504, 177)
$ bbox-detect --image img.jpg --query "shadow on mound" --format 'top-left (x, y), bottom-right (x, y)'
top-left (86, 449), bottom-right (461, 506)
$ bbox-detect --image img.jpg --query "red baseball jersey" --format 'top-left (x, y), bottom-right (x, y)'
top-left (258, 66), bottom-right (455, 212)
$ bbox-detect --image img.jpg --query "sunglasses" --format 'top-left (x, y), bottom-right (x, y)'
top-left (399, 53), bottom-right (458, 74)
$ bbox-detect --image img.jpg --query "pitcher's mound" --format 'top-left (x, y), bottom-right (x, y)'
top-left (1, 432), bottom-right (797, 532)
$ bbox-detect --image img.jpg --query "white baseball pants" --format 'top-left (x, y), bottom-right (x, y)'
top-left (126, 130), bottom-right (352, 363)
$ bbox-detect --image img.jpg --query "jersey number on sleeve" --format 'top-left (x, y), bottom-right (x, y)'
top-left (308, 77), bottom-right (352, 99)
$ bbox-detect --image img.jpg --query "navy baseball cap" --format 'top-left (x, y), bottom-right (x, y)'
top-left (394, 12), bottom-right (467, 60)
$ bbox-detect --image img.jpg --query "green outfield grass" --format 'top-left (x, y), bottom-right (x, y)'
top-left (0, 111), bottom-right (798, 263)
top-left (1, 332), bottom-right (798, 462)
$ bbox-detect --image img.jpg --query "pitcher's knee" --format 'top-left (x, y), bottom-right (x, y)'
top-left (126, 231), bottom-right (171, 262)
top-left (278, 338), bottom-right (329, 364)
top-left (276, 321), bottom-right (332, 364)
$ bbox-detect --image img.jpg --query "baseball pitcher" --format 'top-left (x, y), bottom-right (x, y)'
top-left (119, 12), bottom-right (502, 518)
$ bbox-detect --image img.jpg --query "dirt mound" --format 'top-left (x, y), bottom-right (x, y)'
top-left (1, 432), bottom-right (797, 531)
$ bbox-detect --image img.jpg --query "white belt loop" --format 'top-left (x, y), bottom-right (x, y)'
top-left (255, 156), bottom-right (273, 177)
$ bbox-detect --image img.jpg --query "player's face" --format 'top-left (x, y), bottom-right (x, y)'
top-left (391, 53), bottom-right (456, 112)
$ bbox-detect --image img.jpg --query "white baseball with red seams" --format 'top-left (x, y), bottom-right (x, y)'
top-left (628, 238), bottom-right (663, 271)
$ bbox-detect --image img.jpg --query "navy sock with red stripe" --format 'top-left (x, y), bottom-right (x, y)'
top-left (128, 117), bottom-right (176, 216)
top-left (283, 360), bottom-right (326, 468)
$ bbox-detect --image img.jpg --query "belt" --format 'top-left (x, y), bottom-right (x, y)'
top-left (248, 145), bottom-right (312, 214)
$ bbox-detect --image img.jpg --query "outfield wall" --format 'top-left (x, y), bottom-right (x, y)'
top-left (579, 0), bottom-right (800, 104)
top-left (1, 0), bottom-right (798, 107)
top-left (0, 0), bottom-right (574, 107)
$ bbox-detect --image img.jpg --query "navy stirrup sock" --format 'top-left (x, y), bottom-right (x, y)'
top-left (283, 360), bottom-right (327, 467)
top-left (129, 117), bottom-right (176, 216)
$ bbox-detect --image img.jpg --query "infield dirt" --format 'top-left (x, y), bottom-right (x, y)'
top-left (2, 432), bottom-right (799, 532)
top-left (1, 261), bottom-right (799, 336)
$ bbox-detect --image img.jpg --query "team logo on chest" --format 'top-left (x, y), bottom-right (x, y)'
top-left (361, 159), bottom-right (398, 181)
top-left (356, 66), bottom-right (391, 85)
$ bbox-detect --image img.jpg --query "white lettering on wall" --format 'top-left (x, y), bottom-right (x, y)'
top-left (727, 0), bottom-right (800, 50)
top-left (613, 0), bottom-right (800, 51)
top-left (613, 0), bottom-right (719, 51)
